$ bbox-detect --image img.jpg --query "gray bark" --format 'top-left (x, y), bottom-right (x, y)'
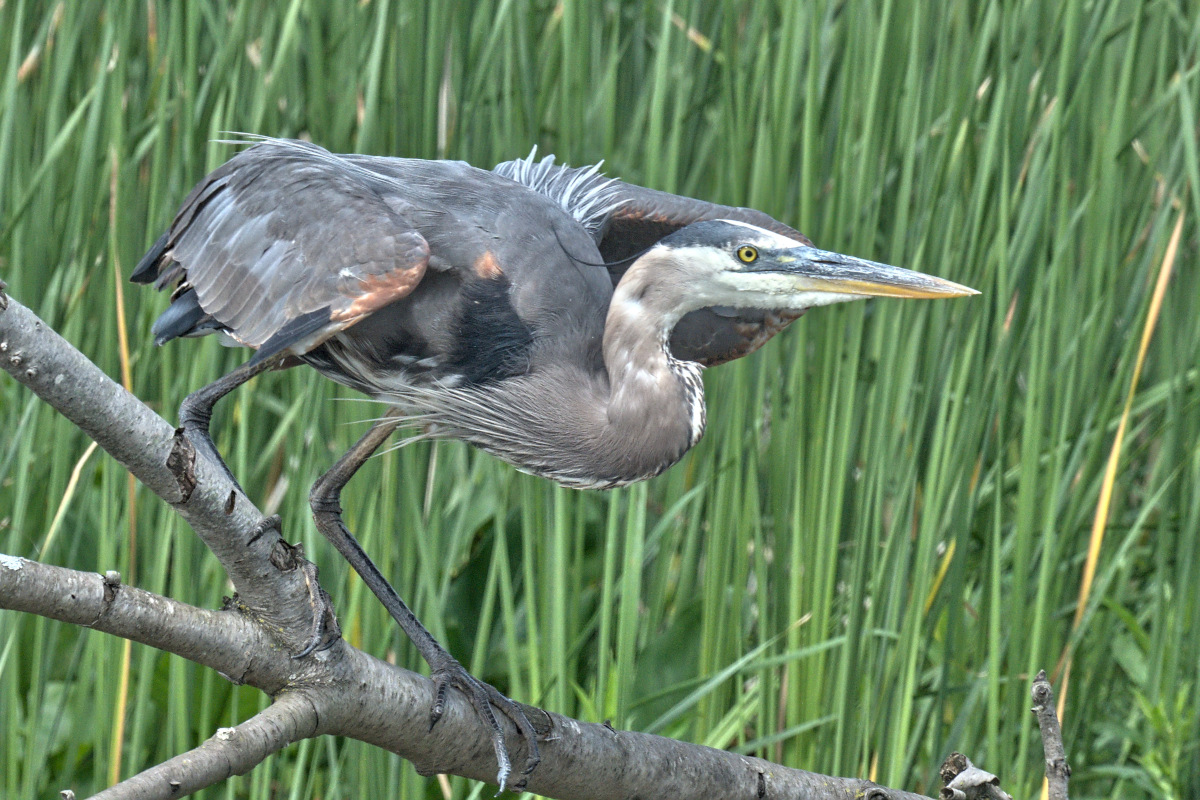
top-left (1031, 670), bottom-right (1070, 800)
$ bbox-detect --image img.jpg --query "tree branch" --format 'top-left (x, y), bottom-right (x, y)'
top-left (1, 288), bottom-right (932, 799)
top-left (0, 556), bottom-right (265, 685)
top-left (1031, 670), bottom-right (1070, 800)
top-left (87, 691), bottom-right (319, 800)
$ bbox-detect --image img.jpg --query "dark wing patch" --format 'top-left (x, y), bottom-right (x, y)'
top-left (669, 308), bottom-right (806, 367)
top-left (136, 139), bottom-right (430, 357)
top-left (448, 276), bottom-right (533, 384)
top-left (131, 231), bottom-right (170, 283)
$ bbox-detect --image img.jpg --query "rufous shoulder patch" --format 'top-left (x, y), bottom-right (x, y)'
top-left (332, 262), bottom-right (427, 323)
top-left (474, 251), bottom-right (504, 278)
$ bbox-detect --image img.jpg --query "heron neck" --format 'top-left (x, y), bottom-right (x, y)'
top-left (600, 255), bottom-right (706, 472)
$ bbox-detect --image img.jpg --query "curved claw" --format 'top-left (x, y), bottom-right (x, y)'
top-left (292, 567), bottom-right (341, 659)
top-left (292, 596), bottom-right (341, 658)
top-left (430, 660), bottom-right (541, 793)
top-left (293, 613), bottom-right (329, 659)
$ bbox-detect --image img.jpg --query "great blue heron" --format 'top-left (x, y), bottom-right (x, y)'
top-left (133, 137), bottom-right (976, 790)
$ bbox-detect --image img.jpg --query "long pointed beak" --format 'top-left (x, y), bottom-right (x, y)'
top-left (777, 246), bottom-right (978, 299)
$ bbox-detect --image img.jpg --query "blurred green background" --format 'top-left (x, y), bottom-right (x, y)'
top-left (1, 2), bottom-right (1197, 798)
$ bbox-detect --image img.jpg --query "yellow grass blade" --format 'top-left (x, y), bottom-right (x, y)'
top-left (1055, 208), bottom-right (1184, 733)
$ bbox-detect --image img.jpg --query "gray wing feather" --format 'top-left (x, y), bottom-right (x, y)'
top-left (137, 139), bottom-right (430, 354)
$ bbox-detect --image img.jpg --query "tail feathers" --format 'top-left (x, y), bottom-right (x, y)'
top-left (131, 231), bottom-right (170, 284)
top-left (150, 289), bottom-right (212, 345)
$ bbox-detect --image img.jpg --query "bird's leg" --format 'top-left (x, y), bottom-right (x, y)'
top-left (178, 355), bottom-right (285, 488)
top-left (308, 408), bottom-right (541, 792)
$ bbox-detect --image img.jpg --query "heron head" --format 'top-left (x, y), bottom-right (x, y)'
top-left (653, 219), bottom-right (978, 313)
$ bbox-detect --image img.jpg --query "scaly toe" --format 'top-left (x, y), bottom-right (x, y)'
top-left (429, 661), bottom-right (539, 793)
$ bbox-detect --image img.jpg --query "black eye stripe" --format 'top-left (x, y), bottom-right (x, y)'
top-left (659, 219), bottom-right (778, 249)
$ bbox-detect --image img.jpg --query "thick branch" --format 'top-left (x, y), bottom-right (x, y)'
top-left (0, 289), bottom-right (933, 800)
top-left (0, 556), bottom-right (266, 685)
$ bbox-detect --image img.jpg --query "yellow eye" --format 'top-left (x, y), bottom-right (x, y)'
top-left (737, 245), bottom-right (758, 263)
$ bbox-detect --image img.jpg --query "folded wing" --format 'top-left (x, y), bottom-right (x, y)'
top-left (133, 139), bottom-right (430, 364)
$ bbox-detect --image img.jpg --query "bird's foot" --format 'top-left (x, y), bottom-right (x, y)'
top-left (175, 357), bottom-right (284, 493)
top-left (428, 652), bottom-right (541, 793)
top-left (290, 568), bottom-right (342, 658)
top-left (290, 560), bottom-right (342, 659)
top-left (176, 417), bottom-right (243, 492)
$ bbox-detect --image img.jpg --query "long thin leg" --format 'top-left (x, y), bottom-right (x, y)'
top-left (179, 355), bottom-right (285, 487)
top-left (308, 408), bottom-right (540, 792)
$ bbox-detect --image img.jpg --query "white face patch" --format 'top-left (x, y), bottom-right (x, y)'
top-left (713, 271), bottom-right (863, 310)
